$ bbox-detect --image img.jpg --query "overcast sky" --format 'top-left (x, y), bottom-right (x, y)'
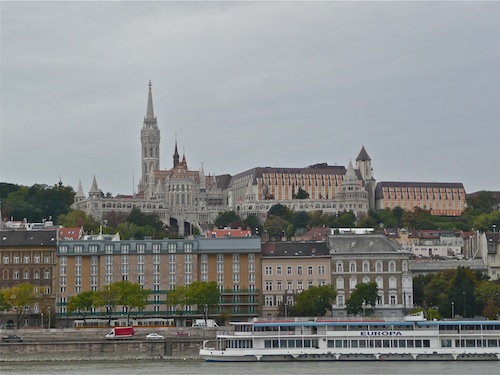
top-left (1, 1), bottom-right (499, 197)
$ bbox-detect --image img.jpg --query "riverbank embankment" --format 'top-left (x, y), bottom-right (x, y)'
top-left (0, 327), bottom-right (216, 362)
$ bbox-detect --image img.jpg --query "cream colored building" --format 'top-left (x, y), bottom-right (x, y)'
top-left (261, 242), bottom-right (331, 317)
top-left (329, 234), bottom-right (413, 318)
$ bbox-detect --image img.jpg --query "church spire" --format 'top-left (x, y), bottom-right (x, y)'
top-left (146, 80), bottom-right (155, 120)
top-left (173, 133), bottom-right (179, 168)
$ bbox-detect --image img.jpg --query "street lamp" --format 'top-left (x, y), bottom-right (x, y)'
top-left (451, 301), bottom-right (455, 319)
top-left (41, 313), bottom-right (44, 328)
top-left (48, 306), bottom-right (51, 329)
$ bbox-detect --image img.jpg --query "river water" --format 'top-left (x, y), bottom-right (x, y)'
top-left (1, 359), bottom-right (499, 375)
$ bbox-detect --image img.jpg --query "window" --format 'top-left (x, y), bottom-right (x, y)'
top-left (277, 281), bottom-right (282, 291)
top-left (297, 266), bottom-right (303, 275)
top-left (363, 261), bottom-right (369, 272)
top-left (265, 296), bottom-right (274, 307)
top-left (44, 269), bottom-right (50, 279)
top-left (23, 270), bottom-right (30, 279)
top-left (105, 244), bottom-right (114, 254)
top-left (390, 295), bottom-right (397, 305)
top-left (349, 262), bottom-right (356, 272)
top-left (337, 295), bottom-right (344, 306)
top-left (136, 244), bottom-right (145, 253)
top-left (308, 266), bottom-right (313, 275)
top-left (265, 266), bottom-right (273, 275)
top-left (184, 243), bottom-right (193, 253)
top-left (389, 261), bottom-right (396, 272)
top-left (24, 255), bottom-right (30, 263)
top-left (389, 277), bottom-right (397, 289)
top-left (318, 265), bottom-right (326, 275)
top-left (336, 277), bottom-right (344, 290)
top-left (154, 243), bottom-right (162, 253)
top-left (3, 255), bottom-right (9, 264)
top-left (287, 266), bottom-right (292, 275)
top-left (376, 261), bottom-right (383, 272)
top-left (349, 276), bottom-right (357, 289)
top-left (276, 266), bottom-right (282, 275)
top-left (265, 281), bottom-right (273, 291)
top-left (74, 245), bottom-right (83, 253)
top-left (336, 262), bottom-right (343, 272)
top-left (89, 245), bottom-right (98, 253)
top-left (121, 245), bottom-right (130, 254)
top-left (167, 243), bottom-right (176, 253)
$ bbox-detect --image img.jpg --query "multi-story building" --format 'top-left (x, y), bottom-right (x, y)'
top-left (0, 230), bottom-right (57, 328)
top-left (260, 242), bottom-right (331, 317)
top-left (56, 236), bottom-right (261, 327)
top-left (479, 232), bottom-right (500, 280)
top-left (329, 234), bottom-right (413, 318)
top-left (228, 158), bottom-right (371, 221)
top-left (375, 182), bottom-right (466, 216)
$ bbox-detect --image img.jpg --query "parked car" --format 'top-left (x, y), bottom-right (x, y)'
top-left (146, 333), bottom-right (164, 340)
top-left (2, 334), bottom-right (23, 343)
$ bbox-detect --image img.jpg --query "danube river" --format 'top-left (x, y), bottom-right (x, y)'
top-left (2, 360), bottom-right (499, 375)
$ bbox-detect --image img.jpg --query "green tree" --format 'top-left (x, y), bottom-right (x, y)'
top-left (113, 281), bottom-right (150, 325)
top-left (186, 281), bottom-right (220, 323)
top-left (346, 282), bottom-right (379, 316)
top-left (243, 213), bottom-right (262, 235)
top-left (0, 290), bottom-right (12, 313)
top-left (58, 210), bottom-right (100, 232)
top-left (267, 204), bottom-right (291, 219)
top-left (67, 290), bottom-right (96, 322)
top-left (94, 284), bottom-right (120, 326)
top-left (263, 216), bottom-right (288, 240)
top-left (214, 210), bottom-right (243, 229)
top-left (332, 211), bottom-right (356, 228)
top-left (293, 285), bottom-right (337, 317)
top-left (167, 286), bottom-right (189, 325)
top-left (294, 187), bottom-right (309, 199)
top-left (4, 283), bottom-right (38, 328)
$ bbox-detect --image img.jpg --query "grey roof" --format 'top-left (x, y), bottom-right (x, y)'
top-left (197, 237), bottom-right (261, 253)
top-left (262, 241), bottom-right (329, 257)
top-left (328, 234), bottom-right (406, 254)
top-left (0, 230), bottom-right (58, 247)
top-left (356, 146), bottom-right (371, 161)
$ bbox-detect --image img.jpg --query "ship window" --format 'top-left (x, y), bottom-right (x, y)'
top-left (288, 340), bottom-right (295, 348)
top-left (487, 340), bottom-right (498, 347)
top-left (351, 340), bottom-right (358, 348)
top-left (295, 340), bottom-right (303, 348)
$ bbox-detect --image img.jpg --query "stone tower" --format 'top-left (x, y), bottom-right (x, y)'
top-left (139, 81), bottom-right (160, 193)
top-left (356, 146), bottom-right (376, 210)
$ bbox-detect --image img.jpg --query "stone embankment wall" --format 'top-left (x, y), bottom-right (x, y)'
top-left (0, 327), bottom-right (217, 361)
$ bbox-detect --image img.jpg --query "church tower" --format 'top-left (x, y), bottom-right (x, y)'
top-left (356, 146), bottom-right (376, 210)
top-left (139, 81), bottom-right (160, 192)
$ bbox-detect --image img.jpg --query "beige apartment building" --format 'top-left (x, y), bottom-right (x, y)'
top-left (261, 242), bottom-right (331, 318)
top-left (56, 236), bottom-right (261, 327)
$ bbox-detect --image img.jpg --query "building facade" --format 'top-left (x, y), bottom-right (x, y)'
top-left (479, 232), bottom-right (500, 280)
top-left (55, 236), bottom-right (261, 327)
top-left (228, 157), bottom-right (371, 221)
top-left (260, 242), bottom-right (331, 317)
top-left (328, 234), bottom-right (413, 318)
top-left (0, 230), bottom-right (57, 328)
top-left (375, 182), bottom-right (466, 216)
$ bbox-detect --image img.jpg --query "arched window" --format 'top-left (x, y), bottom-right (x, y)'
top-left (336, 262), bottom-right (343, 273)
top-left (389, 261), bottom-right (396, 272)
top-left (376, 261), bottom-right (383, 272)
top-left (363, 261), bottom-right (369, 272)
top-left (349, 261), bottom-right (356, 272)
